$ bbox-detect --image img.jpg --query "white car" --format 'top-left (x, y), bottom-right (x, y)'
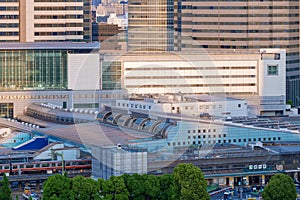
top-left (22, 193), bottom-right (39, 200)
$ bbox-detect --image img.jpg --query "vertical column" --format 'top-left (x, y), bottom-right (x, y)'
top-left (245, 176), bottom-right (249, 185)
top-left (19, 0), bottom-right (34, 42)
top-left (229, 177), bottom-right (234, 188)
top-left (261, 175), bottom-right (265, 185)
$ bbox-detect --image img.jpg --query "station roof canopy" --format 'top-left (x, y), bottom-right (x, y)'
top-left (33, 122), bottom-right (152, 147)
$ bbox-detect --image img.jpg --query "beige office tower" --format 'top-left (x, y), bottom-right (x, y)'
top-left (128, 0), bottom-right (174, 52)
top-left (174, 0), bottom-right (300, 103)
top-left (0, 0), bottom-right (19, 42)
top-left (0, 0), bottom-right (91, 42)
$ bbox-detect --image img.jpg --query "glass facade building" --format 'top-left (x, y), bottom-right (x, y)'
top-left (101, 61), bottom-right (122, 90)
top-left (0, 50), bottom-right (67, 90)
top-left (128, 0), bottom-right (174, 52)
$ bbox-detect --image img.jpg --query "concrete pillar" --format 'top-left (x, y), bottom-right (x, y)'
top-left (229, 177), bottom-right (234, 188)
top-left (245, 176), bottom-right (249, 185)
top-left (36, 182), bottom-right (40, 190)
top-left (261, 175), bottom-right (265, 185)
top-left (18, 182), bottom-right (22, 191)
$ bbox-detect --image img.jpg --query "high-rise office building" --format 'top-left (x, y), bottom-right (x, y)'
top-left (128, 0), bottom-right (174, 52)
top-left (0, 0), bottom-right (91, 42)
top-left (128, 0), bottom-right (300, 104)
top-left (0, 0), bottom-right (19, 42)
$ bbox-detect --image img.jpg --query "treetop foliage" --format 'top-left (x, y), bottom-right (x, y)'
top-left (42, 163), bottom-right (209, 200)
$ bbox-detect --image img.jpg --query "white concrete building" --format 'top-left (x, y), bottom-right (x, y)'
top-left (102, 49), bottom-right (286, 116)
top-left (116, 95), bottom-right (248, 118)
top-left (91, 145), bottom-right (147, 180)
top-left (107, 13), bottom-right (128, 29)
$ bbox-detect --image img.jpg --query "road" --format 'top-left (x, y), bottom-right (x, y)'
top-left (211, 186), bottom-right (300, 200)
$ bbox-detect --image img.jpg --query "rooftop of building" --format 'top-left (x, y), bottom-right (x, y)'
top-left (0, 42), bottom-right (100, 50)
top-left (122, 94), bottom-right (244, 104)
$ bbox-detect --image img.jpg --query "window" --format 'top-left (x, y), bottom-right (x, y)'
top-left (267, 65), bottom-right (278, 75)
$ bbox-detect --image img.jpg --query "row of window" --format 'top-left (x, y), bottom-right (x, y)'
top-left (34, 0), bottom-right (82, 2)
top-left (0, 0), bottom-right (18, 2)
top-left (176, 44), bottom-right (299, 49)
top-left (190, 37), bottom-right (299, 42)
top-left (125, 75), bottom-right (256, 79)
top-left (181, 13), bottom-right (299, 18)
top-left (181, 0), bottom-right (299, 2)
top-left (34, 31), bottom-right (83, 36)
top-left (0, 23), bottom-right (18, 28)
top-left (117, 102), bottom-right (152, 110)
top-left (188, 129), bottom-right (218, 134)
top-left (126, 83), bottom-right (256, 88)
top-left (34, 6), bottom-right (83, 11)
top-left (0, 15), bottom-right (18, 19)
top-left (0, 6), bottom-right (18, 11)
top-left (181, 6), bottom-right (298, 10)
top-left (34, 23), bottom-right (82, 27)
top-left (126, 66), bottom-right (256, 71)
top-left (34, 15), bottom-right (83, 19)
top-left (184, 29), bottom-right (299, 33)
top-left (0, 31), bottom-right (18, 36)
top-left (168, 137), bottom-right (282, 146)
top-left (179, 21), bottom-right (298, 26)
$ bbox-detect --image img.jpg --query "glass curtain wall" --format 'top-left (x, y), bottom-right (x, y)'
top-left (0, 50), bottom-right (67, 90)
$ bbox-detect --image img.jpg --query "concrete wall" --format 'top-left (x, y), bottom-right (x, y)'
top-left (68, 53), bottom-right (100, 90)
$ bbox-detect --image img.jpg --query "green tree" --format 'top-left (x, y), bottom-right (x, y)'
top-left (0, 173), bottom-right (12, 200)
top-left (172, 163), bottom-right (209, 200)
top-left (102, 178), bottom-right (114, 200)
top-left (262, 173), bottom-right (297, 200)
top-left (158, 174), bottom-right (174, 200)
top-left (70, 175), bottom-right (100, 200)
top-left (42, 174), bottom-right (71, 200)
top-left (122, 174), bottom-right (145, 200)
top-left (102, 176), bottom-right (129, 200)
top-left (143, 175), bottom-right (160, 200)
top-left (110, 176), bottom-right (129, 200)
